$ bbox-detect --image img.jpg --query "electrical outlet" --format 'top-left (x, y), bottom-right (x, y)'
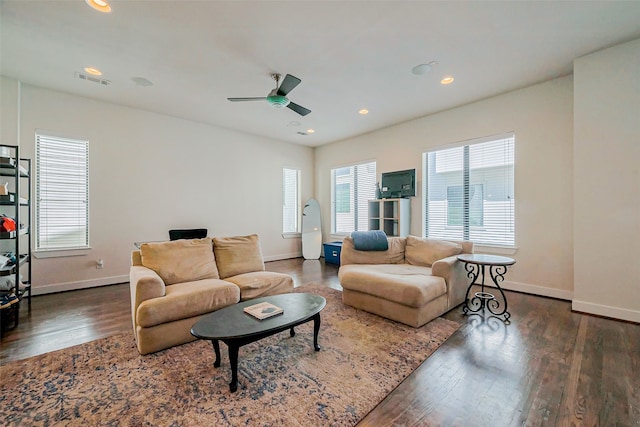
top-left (96, 259), bottom-right (104, 269)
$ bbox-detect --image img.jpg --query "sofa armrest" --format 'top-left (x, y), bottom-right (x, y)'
top-left (431, 255), bottom-right (469, 308)
top-left (129, 265), bottom-right (166, 325)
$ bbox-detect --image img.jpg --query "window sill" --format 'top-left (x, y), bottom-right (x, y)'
top-left (33, 248), bottom-right (92, 259)
top-left (328, 233), bottom-right (349, 241)
top-left (281, 232), bottom-right (302, 239)
top-left (473, 245), bottom-right (518, 255)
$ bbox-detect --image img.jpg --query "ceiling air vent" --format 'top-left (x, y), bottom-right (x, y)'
top-left (75, 72), bottom-right (111, 86)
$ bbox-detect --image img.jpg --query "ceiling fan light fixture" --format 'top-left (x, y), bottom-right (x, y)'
top-left (266, 95), bottom-right (290, 108)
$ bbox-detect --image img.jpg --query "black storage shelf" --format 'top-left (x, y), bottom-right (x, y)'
top-left (0, 159), bottom-right (28, 178)
top-left (0, 227), bottom-right (28, 240)
top-left (0, 195), bottom-right (29, 206)
top-left (0, 254), bottom-right (29, 276)
top-left (0, 145), bottom-right (32, 337)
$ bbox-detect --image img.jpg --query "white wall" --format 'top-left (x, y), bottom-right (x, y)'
top-left (5, 38), bottom-right (637, 322)
top-left (316, 77), bottom-right (575, 300)
top-left (573, 38), bottom-right (640, 322)
top-left (1, 78), bottom-right (314, 294)
top-left (0, 78), bottom-right (19, 148)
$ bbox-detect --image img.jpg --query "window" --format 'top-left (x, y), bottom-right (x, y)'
top-left (35, 132), bottom-right (89, 250)
top-left (282, 168), bottom-right (300, 233)
top-left (335, 183), bottom-right (350, 213)
top-left (423, 134), bottom-right (514, 247)
top-left (331, 161), bottom-right (376, 233)
top-left (447, 184), bottom-right (484, 227)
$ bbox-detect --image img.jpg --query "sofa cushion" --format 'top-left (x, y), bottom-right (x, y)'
top-left (338, 264), bottom-right (447, 308)
top-left (405, 236), bottom-right (463, 267)
top-left (224, 271), bottom-right (294, 301)
top-left (340, 236), bottom-right (406, 265)
top-left (140, 238), bottom-right (220, 285)
top-left (136, 278), bottom-right (239, 328)
top-left (213, 234), bottom-right (265, 279)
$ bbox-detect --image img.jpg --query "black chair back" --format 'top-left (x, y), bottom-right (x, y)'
top-left (168, 228), bottom-right (208, 241)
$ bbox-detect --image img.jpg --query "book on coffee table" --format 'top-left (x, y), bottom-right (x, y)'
top-left (243, 302), bottom-right (284, 320)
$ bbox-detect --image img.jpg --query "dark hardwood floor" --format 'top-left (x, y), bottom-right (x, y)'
top-left (1, 258), bottom-right (638, 426)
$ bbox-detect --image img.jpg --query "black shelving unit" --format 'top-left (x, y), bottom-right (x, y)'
top-left (0, 144), bottom-right (31, 336)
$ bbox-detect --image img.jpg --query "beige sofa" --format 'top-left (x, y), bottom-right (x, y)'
top-left (129, 234), bottom-right (293, 355)
top-left (338, 235), bottom-right (473, 327)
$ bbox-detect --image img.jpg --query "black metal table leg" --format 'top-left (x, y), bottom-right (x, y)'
top-left (486, 264), bottom-right (510, 319)
top-left (211, 339), bottom-right (221, 368)
top-left (313, 313), bottom-right (321, 351)
top-left (463, 262), bottom-right (483, 314)
top-left (228, 344), bottom-right (239, 393)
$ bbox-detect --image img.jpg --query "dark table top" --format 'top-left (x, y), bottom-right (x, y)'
top-left (191, 293), bottom-right (326, 341)
top-left (457, 253), bottom-right (516, 266)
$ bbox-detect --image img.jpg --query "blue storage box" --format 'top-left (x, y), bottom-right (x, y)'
top-left (323, 242), bottom-right (343, 265)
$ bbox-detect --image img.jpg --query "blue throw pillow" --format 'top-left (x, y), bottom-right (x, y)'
top-left (351, 230), bottom-right (389, 251)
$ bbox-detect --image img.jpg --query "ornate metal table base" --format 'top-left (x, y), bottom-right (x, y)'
top-left (458, 254), bottom-right (515, 322)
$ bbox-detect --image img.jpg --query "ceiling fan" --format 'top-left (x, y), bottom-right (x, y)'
top-left (228, 73), bottom-right (311, 116)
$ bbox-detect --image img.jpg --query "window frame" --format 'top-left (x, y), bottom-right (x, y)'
top-left (330, 160), bottom-right (377, 235)
top-left (282, 167), bottom-right (301, 235)
top-left (423, 133), bottom-right (515, 249)
top-left (34, 131), bottom-right (90, 255)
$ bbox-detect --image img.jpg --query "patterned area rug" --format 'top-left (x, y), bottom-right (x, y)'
top-left (1, 285), bottom-right (460, 426)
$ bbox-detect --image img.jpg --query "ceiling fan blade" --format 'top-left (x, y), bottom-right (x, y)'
top-left (227, 97), bottom-right (267, 102)
top-left (287, 101), bottom-right (311, 116)
top-left (277, 74), bottom-right (301, 96)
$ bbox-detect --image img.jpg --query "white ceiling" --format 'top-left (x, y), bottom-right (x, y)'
top-left (2, 1), bottom-right (640, 147)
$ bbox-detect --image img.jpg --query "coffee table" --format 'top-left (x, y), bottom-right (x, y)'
top-left (190, 292), bottom-right (326, 392)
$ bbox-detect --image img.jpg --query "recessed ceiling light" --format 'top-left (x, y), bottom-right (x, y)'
top-left (441, 76), bottom-right (455, 85)
top-left (84, 67), bottom-right (102, 76)
top-left (288, 121), bottom-right (301, 127)
top-left (85, 0), bottom-right (112, 13)
top-left (306, 129), bottom-right (315, 134)
top-left (359, 109), bottom-right (369, 115)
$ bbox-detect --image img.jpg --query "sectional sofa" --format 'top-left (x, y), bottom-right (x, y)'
top-left (339, 235), bottom-right (473, 327)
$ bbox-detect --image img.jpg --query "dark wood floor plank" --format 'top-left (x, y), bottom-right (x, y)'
top-left (1, 258), bottom-right (639, 427)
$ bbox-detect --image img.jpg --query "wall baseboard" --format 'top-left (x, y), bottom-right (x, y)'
top-left (572, 300), bottom-right (640, 323)
top-left (264, 252), bottom-right (302, 262)
top-left (500, 280), bottom-right (573, 301)
top-left (31, 275), bottom-right (129, 296)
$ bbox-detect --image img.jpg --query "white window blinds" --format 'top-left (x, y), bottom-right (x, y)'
top-left (331, 161), bottom-right (377, 233)
top-left (283, 168), bottom-right (300, 233)
top-left (36, 132), bottom-right (89, 250)
top-left (423, 134), bottom-right (515, 247)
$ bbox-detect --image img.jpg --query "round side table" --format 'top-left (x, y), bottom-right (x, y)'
top-left (457, 254), bottom-right (515, 321)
